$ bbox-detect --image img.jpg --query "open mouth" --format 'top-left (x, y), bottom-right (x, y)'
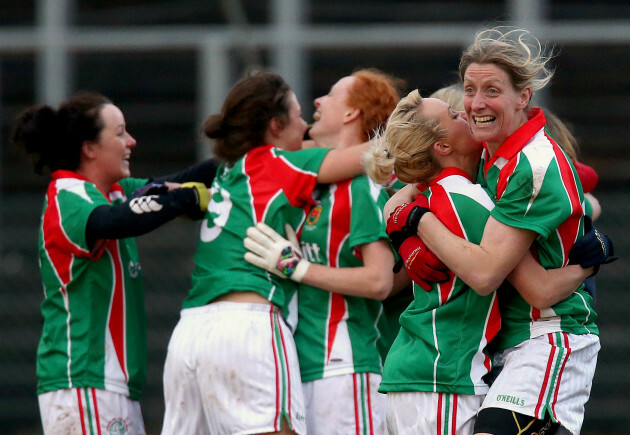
top-left (474, 115), bottom-right (495, 126)
top-left (313, 112), bottom-right (321, 122)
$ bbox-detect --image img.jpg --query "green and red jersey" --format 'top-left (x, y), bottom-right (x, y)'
top-left (293, 175), bottom-right (391, 382)
top-left (479, 108), bottom-right (598, 351)
top-left (37, 170), bottom-right (148, 400)
top-left (184, 145), bottom-right (330, 327)
top-left (380, 168), bottom-right (501, 395)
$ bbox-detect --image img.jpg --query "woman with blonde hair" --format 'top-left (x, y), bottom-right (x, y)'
top-left (365, 87), bottom-right (597, 434)
top-left (382, 28), bottom-right (615, 434)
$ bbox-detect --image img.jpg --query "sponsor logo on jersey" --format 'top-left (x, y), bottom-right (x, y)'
top-left (306, 204), bottom-right (323, 226)
top-left (496, 394), bottom-right (525, 406)
top-left (107, 418), bottom-right (129, 434)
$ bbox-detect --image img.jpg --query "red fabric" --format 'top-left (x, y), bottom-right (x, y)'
top-left (573, 160), bottom-right (599, 193)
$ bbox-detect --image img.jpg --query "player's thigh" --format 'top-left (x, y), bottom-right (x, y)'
top-left (479, 333), bottom-right (600, 435)
top-left (303, 372), bottom-right (386, 435)
top-left (192, 302), bottom-right (306, 434)
top-left (39, 387), bottom-right (144, 435)
top-left (386, 391), bottom-right (483, 435)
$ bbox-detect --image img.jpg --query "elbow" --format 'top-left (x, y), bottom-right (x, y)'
top-left (525, 294), bottom-right (556, 311)
top-left (467, 271), bottom-right (502, 297)
top-left (366, 274), bottom-right (394, 301)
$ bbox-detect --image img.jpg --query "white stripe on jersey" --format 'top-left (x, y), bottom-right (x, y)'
top-left (521, 129), bottom-right (555, 215)
top-left (272, 148), bottom-right (320, 177)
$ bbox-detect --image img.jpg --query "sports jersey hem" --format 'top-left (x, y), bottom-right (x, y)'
top-left (183, 286), bottom-right (285, 311)
top-left (378, 380), bottom-right (488, 395)
top-left (349, 233), bottom-right (389, 250)
top-left (37, 379), bottom-right (142, 401)
top-left (300, 365), bottom-right (382, 383)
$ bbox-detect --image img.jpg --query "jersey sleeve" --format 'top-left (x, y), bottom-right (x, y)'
top-left (490, 158), bottom-right (575, 238)
top-left (273, 147), bottom-right (330, 207)
top-left (52, 181), bottom-right (111, 257)
top-left (348, 176), bottom-right (389, 249)
top-left (118, 177), bottom-right (150, 198)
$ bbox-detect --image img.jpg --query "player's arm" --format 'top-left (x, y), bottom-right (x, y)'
top-left (507, 251), bottom-right (593, 309)
top-left (243, 223), bottom-right (397, 300)
top-left (85, 183), bottom-right (209, 251)
top-left (150, 158), bottom-right (219, 186)
top-left (316, 142), bottom-right (370, 184)
top-left (300, 240), bottom-right (396, 300)
top-left (585, 193), bottom-right (602, 221)
top-left (417, 212), bottom-right (537, 295)
top-left (383, 183), bottom-right (421, 219)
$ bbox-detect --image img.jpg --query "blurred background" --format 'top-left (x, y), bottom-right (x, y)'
top-left (1, 0), bottom-right (628, 433)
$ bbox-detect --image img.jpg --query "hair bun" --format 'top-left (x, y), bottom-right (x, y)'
top-left (203, 114), bottom-right (227, 139)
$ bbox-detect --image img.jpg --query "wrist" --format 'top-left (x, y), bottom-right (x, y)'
top-left (406, 205), bottom-right (430, 234)
top-left (291, 259), bottom-right (310, 282)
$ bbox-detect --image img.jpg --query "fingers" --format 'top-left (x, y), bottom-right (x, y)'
top-left (409, 272), bottom-right (432, 291)
top-left (244, 252), bottom-right (266, 269)
top-left (243, 236), bottom-right (268, 257)
top-left (246, 223), bottom-right (279, 246)
top-left (284, 224), bottom-right (300, 250)
top-left (421, 265), bottom-right (450, 283)
top-left (254, 222), bottom-right (283, 241)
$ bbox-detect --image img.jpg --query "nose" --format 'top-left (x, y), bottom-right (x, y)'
top-left (127, 133), bottom-right (137, 148)
top-left (470, 92), bottom-right (486, 111)
top-left (314, 97), bottom-right (322, 108)
top-left (457, 110), bottom-right (467, 121)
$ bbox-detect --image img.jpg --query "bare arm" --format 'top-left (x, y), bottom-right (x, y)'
top-left (301, 239), bottom-right (395, 300)
top-left (508, 251), bottom-right (593, 309)
top-left (585, 192), bottom-right (602, 221)
top-left (316, 142), bottom-right (370, 184)
top-left (384, 183), bottom-right (420, 218)
top-left (417, 214), bottom-right (537, 295)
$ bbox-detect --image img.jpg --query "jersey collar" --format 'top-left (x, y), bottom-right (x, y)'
top-left (431, 167), bottom-right (475, 186)
top-left (50, 169), bottom-right (123, 199)
top-left (483, 108), bottom-right (546, 170)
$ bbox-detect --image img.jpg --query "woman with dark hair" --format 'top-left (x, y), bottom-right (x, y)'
top-left (161, 72), bottom-right (370, 435)
top-left (12, 91), bottom-right (212, 434)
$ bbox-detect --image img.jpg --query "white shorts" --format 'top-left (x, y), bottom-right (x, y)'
top-left (38, 387), bottom-right (145, 435)
top-left (162, 302), bottom-right (306, 435)
top-left (386, 391), bottom-right (483, 435)
top-left (479, 332), bottom-right (600, 435)
top-left (302, 372), bottom-right (386, 435)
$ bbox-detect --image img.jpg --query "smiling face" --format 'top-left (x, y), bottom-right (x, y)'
top-left (92, 104), bottom-right (137, 186)
top-left (310, 75), bottom-right (356, 146)
top-left (421, 97), bottom-right (482, 158)
top-left (463, 62), bottom-right (531, 152)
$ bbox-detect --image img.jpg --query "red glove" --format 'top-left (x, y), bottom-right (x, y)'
top-left (573, 160), bottom-right (599, 193)
top-left (397, 235), bottom-right (450, 291)
top-left (386, 196), bottom-right (431, 251)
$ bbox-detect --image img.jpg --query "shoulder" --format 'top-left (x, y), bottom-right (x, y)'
top-left (434, 175), bottom-right (494, 211)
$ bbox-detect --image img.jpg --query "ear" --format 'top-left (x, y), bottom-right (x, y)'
top-left (433, 141), bottom-right (451, 156)
top-left (343, 108), bottom-right (361, 125)
top-left (268, 117), bottom-right (285, 138)
top-left (517, 86), bottom-right (532, 110)
top-left (81, 140), bottom-right (98, 161)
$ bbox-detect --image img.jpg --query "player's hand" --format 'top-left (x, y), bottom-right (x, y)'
top-left (395, 235), bottom-right (449, 291)
top-left (131, 182), bottom-right (168, 199)
top-left (180, 182), bottom-right (210, 220)
top-left (386, 196), bottom-right (431, 251)
top-left (244, 223), bottom-right (310, 282)
top-left (569, 216), bottom-right (618, 276)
